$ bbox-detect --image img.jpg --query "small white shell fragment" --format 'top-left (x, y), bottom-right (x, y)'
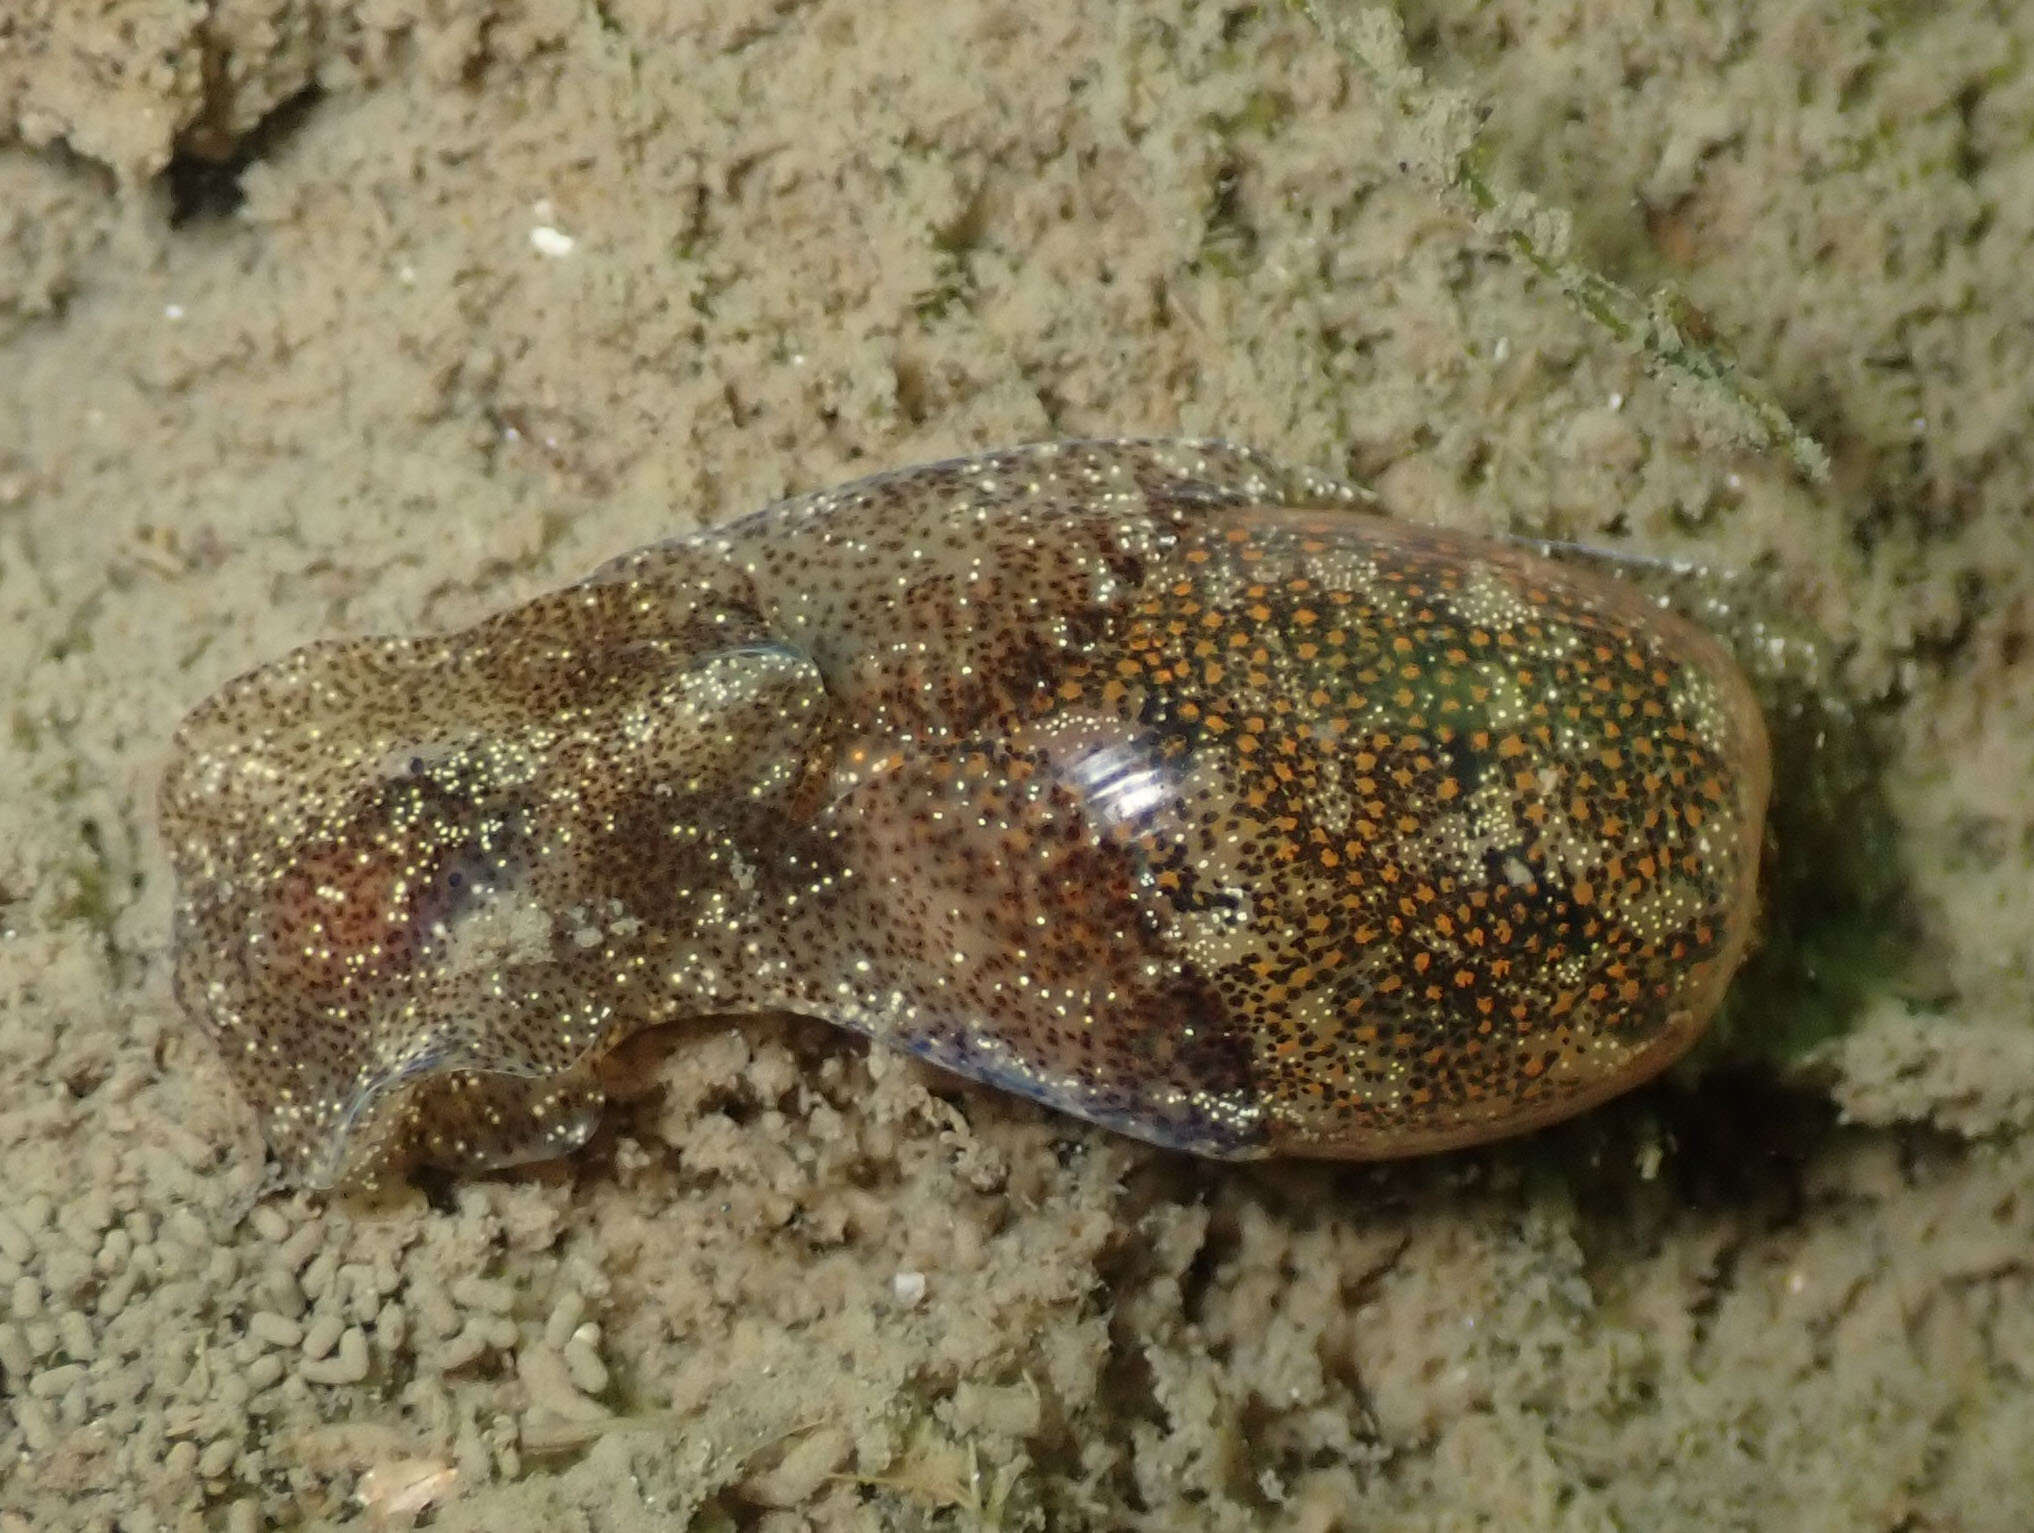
top-left (530, 224), bottom-right (576, 258)
top-left (357, 1457), bottom-right (460, 1523)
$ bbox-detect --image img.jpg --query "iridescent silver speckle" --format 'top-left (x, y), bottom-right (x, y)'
top-left (160, 439), bottom-right (1772, 1187)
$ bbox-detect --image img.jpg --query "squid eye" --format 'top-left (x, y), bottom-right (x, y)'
top-left (411, 847), bottom-right (504, 938)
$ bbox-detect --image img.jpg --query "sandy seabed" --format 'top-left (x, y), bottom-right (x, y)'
top-left (4, 1), bottom-right (2033, 1528)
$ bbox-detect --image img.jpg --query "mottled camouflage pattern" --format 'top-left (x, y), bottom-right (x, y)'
top-left (161, 440), bottom-right (1770, 1187)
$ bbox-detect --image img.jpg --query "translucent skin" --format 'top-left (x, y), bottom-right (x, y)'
top-left (160, 440), bottom-right (1772, 1187)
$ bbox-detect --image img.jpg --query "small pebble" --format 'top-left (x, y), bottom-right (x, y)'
top-left (435, 1322), bottom-right (491, 1374)
top-left (543, 1291), bottom-right (585, 1350)
top-left (299, 1326), bottom-right (370, 1385)
top-left (160, 1207), bottom-right (207, 1254)
top-left (519, 1344), bottom-right (606, 1422)
top-left (23, 1318), bottom-right (56, 1361)
top-left (248, 1205), bottom-right (292, 1244)
top-left (59, 1190), bottom-right (112, 1246)
top-left (562, 1334), bottom-right (608, 1395)
top-left (98, 1264), bottom-right (142, 1318)
top-left (41, 1247), bottom-right (90, 1304)
top-left (301, 1249), bottom-right (339, 1302)
top-left (410, 1280), bottom-right (458, 1338)
top-left (258, 1270), bottom-right (306, 1321)
top-left (58, 1308), bottom-right (95, 1361)
top-left (248, 1311), bottom-right (303, 1349)
top-left (30, 1361), bottom-right (86, 1398)
top-left (276, 1221), bottom-right (324, 1274)
top-left (301, 1312), bottom-right (343, 1361)
top-left (15, 1397), bottom-right (55, 1453)
top-left (450, 1276), bottom-right (515, 1314)
top-left (0, 1209), bottom-right (35, 1265)
top-left (0, 1322), bottom-right (30, 1377)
